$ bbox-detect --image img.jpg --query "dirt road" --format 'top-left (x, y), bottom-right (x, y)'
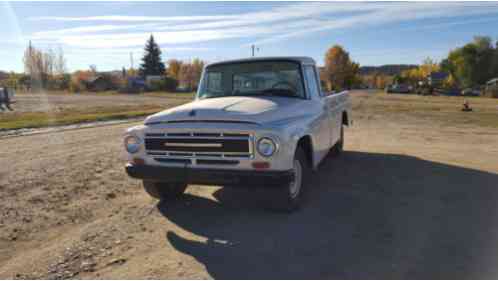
top-left (1, 91), bottom-right (498, 279)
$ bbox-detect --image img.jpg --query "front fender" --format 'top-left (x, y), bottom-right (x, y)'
top-left (271, 114), bottom-right (322, 170)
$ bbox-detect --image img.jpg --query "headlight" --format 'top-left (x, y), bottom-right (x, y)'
top-left (257, 137), bottom-right (277, 157)
top-left (124, 135), bottom-right (141, 153)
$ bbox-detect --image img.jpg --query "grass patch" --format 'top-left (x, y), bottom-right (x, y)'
top-left (0, 105), bottom-right (165, 130)
top-left (353, 92), bottom-right (498, 128)
top-left (142, 91), bottom-right (196, 99)
top-left (16, 90), bottom-right (196, 99)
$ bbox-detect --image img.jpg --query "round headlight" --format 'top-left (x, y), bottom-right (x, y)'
top-left (257, 137), bottom-right (277, 157)
top-left (124, 135), bottom-right (141, 153)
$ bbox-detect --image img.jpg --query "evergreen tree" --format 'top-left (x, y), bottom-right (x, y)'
top-left (139, 35), bottom-right (165, 78)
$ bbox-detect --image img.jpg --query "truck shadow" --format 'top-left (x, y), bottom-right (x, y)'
top-left (157, 151), bottom-right (498, 279)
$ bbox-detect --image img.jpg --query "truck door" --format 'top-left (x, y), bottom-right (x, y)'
top-left (303, 65), bottom-right (333, 152)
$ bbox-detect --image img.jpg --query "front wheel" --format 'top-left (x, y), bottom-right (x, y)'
top-left (143, 181), bottom-right (188, 200)
top-left (269, 147), bottom-right (310, 212)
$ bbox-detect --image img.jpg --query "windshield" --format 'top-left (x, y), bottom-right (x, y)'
top-left (197, 61), bottom-right (305, 99)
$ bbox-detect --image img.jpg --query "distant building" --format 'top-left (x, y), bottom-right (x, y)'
top-left (126, 77), bottom-right (146, 92)
top-left (145, 75), bottom-right (163, 88)
top-left (485, 78), bottom-right (498, 98)
top-left (486, 78), bottom-right (498, 88)
top-left (0, 71), bottom-right (9, 81)
top-left (426, 72), bottom-right (448, 87)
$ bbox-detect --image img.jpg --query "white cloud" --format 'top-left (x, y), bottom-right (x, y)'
top-left (250, 2), bottom-right (498, 46)
top-left (29, 15), bottom-right (238, 22)
top-left (26, 2), bottom-right (498, 51)
top-left (32, 24), bottom-right (147, 37)
top-left (400, 17), bottom-right (498, 32)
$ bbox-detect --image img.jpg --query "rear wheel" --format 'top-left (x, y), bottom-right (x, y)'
top-left (143, 181), bottom-right (188, 200)
top-left (269, 147), bottom-right (310, 212)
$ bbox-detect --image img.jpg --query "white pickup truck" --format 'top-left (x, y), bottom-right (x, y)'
top-left (125, 57), bottom-right (352, 211)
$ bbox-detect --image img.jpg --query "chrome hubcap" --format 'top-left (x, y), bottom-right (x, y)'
top-left (289, 159), bottom-right (302, 198)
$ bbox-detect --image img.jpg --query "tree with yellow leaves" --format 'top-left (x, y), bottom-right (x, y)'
top-left (324, 45), bottom-right (359, 91)
top-left (167, 59), bottom-right (183, 80)
top-left (401, 57), bottom-right (440, 85)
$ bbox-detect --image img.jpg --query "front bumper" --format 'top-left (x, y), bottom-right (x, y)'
top-left (125, 163), bottom-right (294, 187)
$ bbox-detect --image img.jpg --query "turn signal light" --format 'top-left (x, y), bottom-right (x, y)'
top-left (252, 161), bottom-right (270, 169)
top-left (132, 158), bottom-right (145, 165)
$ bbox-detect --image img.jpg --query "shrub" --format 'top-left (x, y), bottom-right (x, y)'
top-left (163, 77), bottom-right (178, 91)
top-left (100, 73), bottom-right (124, 91)
top-left (69, 80), bottom-right (86, 93)
top-left (147, 77), bottom-right (178, 92)
top-left (47, 74), bottom-right (71, 91)
top-left (69, 71), bottom-right (92, 93)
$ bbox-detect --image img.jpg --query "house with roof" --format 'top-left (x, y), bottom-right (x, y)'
top-left (485, 78), bottom-right (498, 98)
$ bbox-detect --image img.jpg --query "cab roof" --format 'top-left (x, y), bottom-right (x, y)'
top-left (206, 56), bottom-right (316, 68)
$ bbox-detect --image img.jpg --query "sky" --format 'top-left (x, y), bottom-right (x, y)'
top-left (1, 1), bottom-right (498, 72)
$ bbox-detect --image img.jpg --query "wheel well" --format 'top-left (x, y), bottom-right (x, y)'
top-left (297, 135), bottom-right (313, 166)
top-left (342, 111), bottom-right (349, 126)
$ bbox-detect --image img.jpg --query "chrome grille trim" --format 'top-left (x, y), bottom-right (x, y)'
top-left (147, 151), bottom-right (252, 159)
top-left (164, 142), bottom-right (223, 148)
top-left (144, 131), bottom-right (254, 160)
top-left (145, 133), bottom-right (250, 140)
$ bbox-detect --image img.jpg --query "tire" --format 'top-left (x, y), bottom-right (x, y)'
top-left (143, 181), bottom-right (188, 200)
top-left (331, 124), bottom-right (344, 156)
top-left (269, 147), bottom-right (311, 212)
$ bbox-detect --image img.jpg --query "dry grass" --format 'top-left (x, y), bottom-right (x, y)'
top-left (1, 91), bottom-right (195, 130)
top-left (352, 91), bottom-right (498, 128)
top-left (14, 90), bottom-right (195, 99)
top-left (2, 89), bottom-right (498, 130)
top-left (0, 105), bottom-right (164, 130)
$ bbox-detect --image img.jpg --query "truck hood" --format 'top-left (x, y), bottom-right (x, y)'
top-left (145, 96), bottom-right (310, 126)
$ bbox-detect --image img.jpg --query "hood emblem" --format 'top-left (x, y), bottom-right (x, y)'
top-left (189, 110), bottom-right (196, 117)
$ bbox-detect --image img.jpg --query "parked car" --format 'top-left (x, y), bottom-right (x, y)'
top-left (175, 85), bottom-right (192, 93)
top-left (124, 57), bottom-right (353, 211)
top-left (387, 84), bottom-right (411, 94)
top-left (442, 88), bottom-right (461, 96)
top-left (462, 88), bottom-right (480, 97)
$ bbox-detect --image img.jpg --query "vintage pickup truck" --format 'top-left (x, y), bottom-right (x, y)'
top-left (125, 57), bottom-right (352, 211)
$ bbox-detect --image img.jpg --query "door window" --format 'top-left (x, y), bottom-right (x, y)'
top-left (304, 66), bottom-right (321, 98)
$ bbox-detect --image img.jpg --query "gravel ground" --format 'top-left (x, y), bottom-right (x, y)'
top-left (1, 91), bottom-right (498, 279)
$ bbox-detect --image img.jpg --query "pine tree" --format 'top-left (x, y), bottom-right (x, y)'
top-left (139, 35), bottom-right (165, 78)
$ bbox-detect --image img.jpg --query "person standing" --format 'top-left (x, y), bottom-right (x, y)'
top-left (0, 87), bottom-right (5, 111)
top-left (1, 87), bottom-right (13, 111)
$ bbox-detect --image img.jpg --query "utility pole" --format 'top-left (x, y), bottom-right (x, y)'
top-left (130, 52), bottom-right (134, 71)
top-left (251, 45), bottom-right (259, 57)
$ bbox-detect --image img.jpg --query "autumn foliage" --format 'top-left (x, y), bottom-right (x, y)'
top-left (323, 45), bottom-right (361, 91)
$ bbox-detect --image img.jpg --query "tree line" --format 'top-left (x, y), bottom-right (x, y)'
top-left (394, 36), bottom-right (498, 94)
top-left (441, 36), bottom-right (498, 89)
top-left (4, 35), bottom-right (496, 96)
top-left (1, 41), bottom-right (71, 91)
top-left (1, 35), bottom-right (206, 93)
top-left (0, 37), bottom-right (377, 94)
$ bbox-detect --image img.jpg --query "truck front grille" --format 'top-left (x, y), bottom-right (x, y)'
top-left (144, 132), bottom-right (253, 159)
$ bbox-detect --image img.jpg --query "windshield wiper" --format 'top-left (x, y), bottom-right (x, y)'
top-left (199, 92), bottom-right (231, 99)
